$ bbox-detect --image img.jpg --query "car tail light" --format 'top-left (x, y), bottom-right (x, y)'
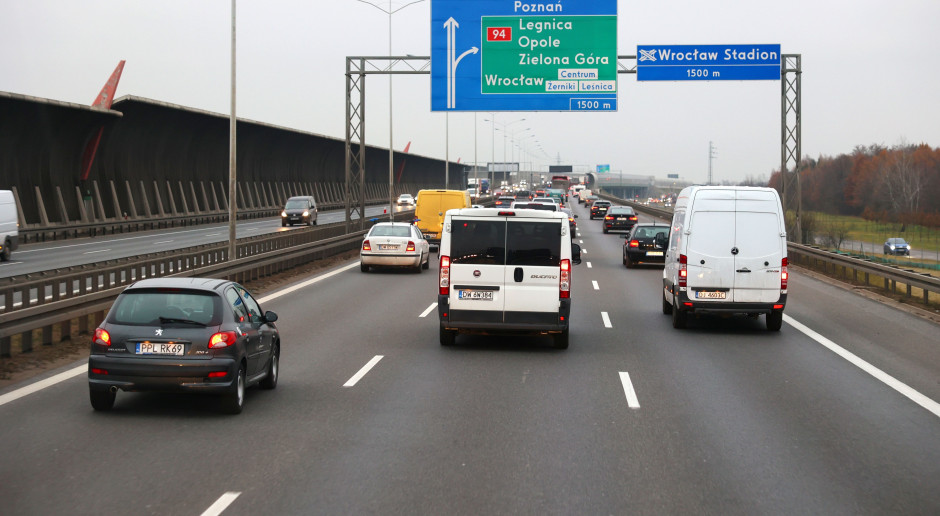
top-left (781, 257), bottom-right (788, 290)
top-left (605, 215), bottom-right (613, 220)
top-left (679, 254), bottom-right (688, 288)
top-left (559, 259), bottom-right (571, 299)
top-left (91, 368), bottom-right (108, 375)
top-left (629, 216), bottom-right (637, 221)
top-left (209, 331), bottom-right (238, 349)
top-left (629, 239), bottom-right (639, 248)
top-left (208, 371), bottom-right (228, 378)
top-left (94, 328), bottom-right (111, 346)
top-left (439, 255), bottom-right (451, 295)
top-left (406, 241), bottom-right (416, 252)
top-left (773, 304), bottom-right (784, 310)
top-left (362, 239), bottom-right (371, 251)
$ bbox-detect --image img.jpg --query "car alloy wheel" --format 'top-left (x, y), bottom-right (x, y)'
top-left (260, 347), bottom-right (279, 390)
top-left (221, 366), bottom-right (246, 414)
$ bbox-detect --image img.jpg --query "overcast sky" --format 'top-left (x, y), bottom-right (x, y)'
top-left (2, 0), bottom-right (938, 184)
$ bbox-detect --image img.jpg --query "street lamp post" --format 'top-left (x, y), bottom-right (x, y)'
top-left (356, 0), bottom-right (425, 220)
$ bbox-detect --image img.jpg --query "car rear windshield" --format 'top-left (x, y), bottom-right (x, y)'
top-left (450, 220), bottom-right (560, 266)
top-left (594, 201), bottom-right (611, 207)
top-left (608, 207), bottom-right (634, 214)
top-left (370, 226), bottom-right (411, 237)
top-left (109, 289), bottom-right (222, 326)
top-left (634, 226), bottom-right (668, 239)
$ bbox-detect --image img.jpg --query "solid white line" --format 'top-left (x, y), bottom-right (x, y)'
top-left (784, 314), bottom-right (940, 419)
top-left (256, 262), bottom-right (360, 304)
top-left (586, 262), bottom-right (592, 268)
top-left (619, 372), bottom-right (641, 409)
top-left (601, 311), bottom-right (612, 328)
top-left (205, 233), bottom-right (221, 237)
top-left (200, 492), bottom-right (241, 516)
top-left (344, 355), bottom-right (383, 387)
top-left (592, 280), bottom-right (599, 290)
top-left (419, 303), bottom-right (438, 318)
top-left (0, 365), bottom-right (86, 408)
top-left (154, 240), bottom-right (174, 245)
top-left (83, 249), bottom-right (110, 254)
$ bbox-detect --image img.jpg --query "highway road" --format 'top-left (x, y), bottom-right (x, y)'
top-left (1, 200), bottom-right (939, 514)
top-left (0, 204), bottom-right (403, 279)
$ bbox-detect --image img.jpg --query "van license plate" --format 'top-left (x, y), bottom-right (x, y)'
top-left (458, 290), bottom-right (494, 300)
top-left (695, 291), bottom-right (726, 299)
top-left (646, 251), bottom-right (663, 256)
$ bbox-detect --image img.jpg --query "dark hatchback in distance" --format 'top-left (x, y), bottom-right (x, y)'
top-left (88, 278), bottom-right (280, 414)
top-left (603, 206), bottom-right (638, 233)
top-left (589, 200), bottom-right (611, 219)
top-left (623, 223), bottom-right (670, 267)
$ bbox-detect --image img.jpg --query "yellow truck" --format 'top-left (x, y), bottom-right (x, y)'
top-left (414, 189), bottom-right (472, 246)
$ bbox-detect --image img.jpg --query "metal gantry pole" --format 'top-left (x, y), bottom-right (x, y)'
top-left (227, 0), bottom-right (237, 261)
top-left (781, 54), bottom-right (802, 243)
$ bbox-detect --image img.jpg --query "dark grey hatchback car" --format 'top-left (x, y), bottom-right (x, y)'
top-left (88, 278), bottom-right (280, 414)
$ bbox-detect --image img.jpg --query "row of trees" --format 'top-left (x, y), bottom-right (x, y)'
top-left (769, 143), bottom-right (940, 227)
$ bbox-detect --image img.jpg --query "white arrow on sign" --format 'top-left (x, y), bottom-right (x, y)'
top-left (444, 17), bottom-right (478, 109)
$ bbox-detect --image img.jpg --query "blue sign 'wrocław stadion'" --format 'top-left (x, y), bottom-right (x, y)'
top-left (636, 44), bottom-right (781, 81)
top-left (431, 0), bottom-right (618, 112)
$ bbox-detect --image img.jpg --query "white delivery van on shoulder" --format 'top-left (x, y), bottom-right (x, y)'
top-left (437, 208), bottom-right (582, 349)
top-left (662, 186), bottom-right (788, 331)
top-left (0, 190), bottom-right (19, 261)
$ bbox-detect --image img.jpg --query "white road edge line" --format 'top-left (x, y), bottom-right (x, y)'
top-left (344, 355), bottom-right (384, 387)
top-left (257, 262), bottom-right (360, 304)
top-left (0, 365), bottom-right (86, 408)
top-left (153, 240), bottom-right (174, 245)
top-left (83, 249), bottom-right (110, 254)
top-left (601, 311), bottom-right (612, 328)
top-left (201, 492), bottom-right (241, 516)
top-left (592, 280), bottom-right (599, 290)
top-left (619, 372), bottom-right (641, 409)
top-left (419, 303), bottom-right (438, 318)
top-left (784, 314), bottom-right (940, 419)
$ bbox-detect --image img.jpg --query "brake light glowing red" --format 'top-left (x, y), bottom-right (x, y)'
top-left (679, 254), bottom-right (688, 288)
top-left (439, 255), bottom-right (451, 295)
top-left (95, 328), bottom-right (111, 346)
top-left (629, 216), bottom-right (637, 221)
top-left (605, 215), bottom-right (613, 220)
top-left (629, 240), bottom-right (639, 248)
top-left (209, 331), bottom-right (238, 349)
top-left (406, 241), bottom-right (416, 252)
top-left (559, 259), bottom-right (571, 299)
top-left (781, 257), bottom-right (788, 290)
top-left (362, 239), bottom-right (371, 251)
top-left (773, 304), bottom-right (784, 310)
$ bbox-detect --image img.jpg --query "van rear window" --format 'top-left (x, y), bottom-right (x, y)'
top-left (450, 221), bottom-right (505, 265)
top-left (507, 221), bottom-right (560, 266)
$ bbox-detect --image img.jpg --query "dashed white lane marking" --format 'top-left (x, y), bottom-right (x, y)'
top-left (601, 311), bottom-right (612, 328)
top-left (785, 315), bottom-right (940, 419)
top-left (0, 261), bottom-right (22, 266)
top-left (592, 281), bottom-right (599, 290)
top-left (581, 249), bottom-right (587, 254)
top-left (154, 240), bottom-right (174, 244)
top-left (419, 303), bottom-right (438, 318)
top-left (205, 233), bottom-right (221, 237)
top-left (0, 365), bottom-right (86, 408)
top-left (201, 492), bottom-right (241, 516)
top-left (257, 262), bottom-right (359, 304)
top-left (83, 249), bottom-right (110, 254)
top-left (579, 239), bottom-right (584, 244)
top-left (619, 372), bottom-right (641, 409)
top-left (586, 262), bottom-right (592, 268)
top-left (344, 355), bottom-right (384, 387)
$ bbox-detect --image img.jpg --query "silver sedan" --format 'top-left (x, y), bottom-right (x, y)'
top-left (360, 222), bottom-right (430, 272)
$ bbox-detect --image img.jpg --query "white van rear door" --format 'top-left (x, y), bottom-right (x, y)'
top-left (732, 191), bottom-right (784, 303)
top-left (447, 217), bottom-right (506, 313)
top-left (503, 218), bottom-right (562, 314)
top-left (686, 210), bottom-right (736, 295)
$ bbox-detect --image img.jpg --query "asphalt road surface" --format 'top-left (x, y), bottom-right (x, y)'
top-left (1, 200), bottom-right (938, 515)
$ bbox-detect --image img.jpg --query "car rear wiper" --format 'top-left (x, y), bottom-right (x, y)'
top-left (159, 317), bottom-right (207, 326)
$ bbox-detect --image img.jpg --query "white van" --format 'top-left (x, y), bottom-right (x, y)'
top-left (0, 190), bottom-right (19, 261)
top-left (437, 208), bottom-right (582, 348)
top-left (662, 186), bottom-right (788, 331)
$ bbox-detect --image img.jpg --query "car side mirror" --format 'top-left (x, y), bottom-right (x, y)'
top-left (263, 311), bottom-right (278, 323)
top-left (571, 244), bottom-right (582, 265)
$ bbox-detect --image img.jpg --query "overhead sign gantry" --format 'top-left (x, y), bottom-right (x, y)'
top-left (431, 0), bottom-right (618, 111)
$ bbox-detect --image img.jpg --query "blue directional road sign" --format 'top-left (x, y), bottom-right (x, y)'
top-left (431, 0), bottom-right (618, 112)
top-left (636, 44), bottom-right (781, 81)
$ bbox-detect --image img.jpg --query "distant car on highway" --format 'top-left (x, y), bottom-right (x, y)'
top-left (88, 278), bottom-right (280, 414)
top-left (623, 223), bottom-right (669, 267)
top-left (494, 195), bottom-right (515, 207)
top-left (581, 194), bottom-right (598, 206)
top-left (561, 207), bottom-right (577, 235)
top-left (397, 193), bottom-right (416, 206)
top-left (281, 195), bottom-right (318, 227)
top-left (603, 206), bottom-right (638, 234)
top-left (884, 237), bottom-right (911, 256)
top-left (360, 222), bottom-right (430, 272)
top-left (589, 200), bottom-right (611, 219)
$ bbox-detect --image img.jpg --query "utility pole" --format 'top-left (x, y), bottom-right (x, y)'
top-left (708, 141), bottom-right (717, 185)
